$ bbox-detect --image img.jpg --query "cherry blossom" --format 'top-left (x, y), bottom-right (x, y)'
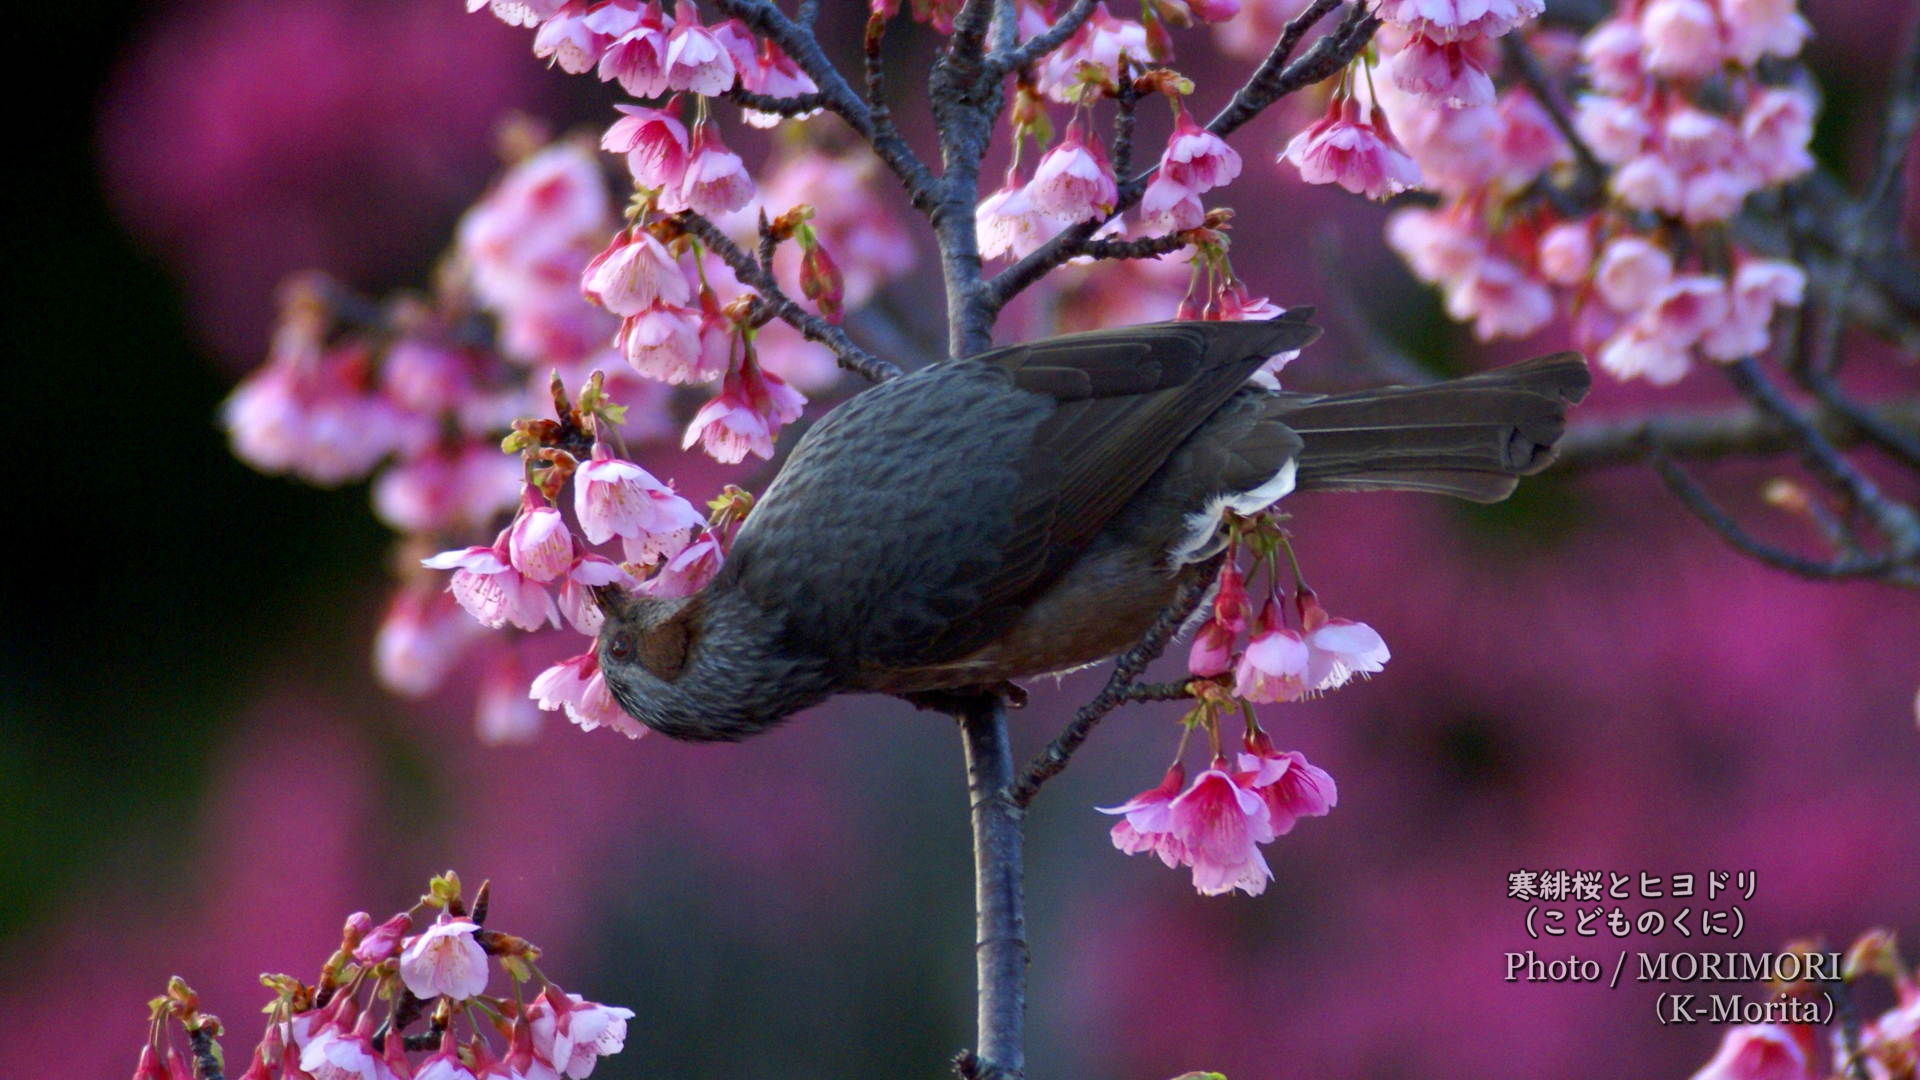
top-left (1157, 106), bottom-right (1243, 192)
top-left (1687, 1024), bottom-right (1817, 1080)
top-left (424, 531), bottom-right (561, 632)
top-left (532, 651), bottom-right (645, 738)
top-left (683, 351), bottom-right (807, 463)
top-left (1382, 31), bottom-right (1496, 109)
top-left (596, 4), bottom-right (672, 97)
top-left (1370, 0), bottom-right (1544, 43)
top-left (572, 443), bottom-right (704, 547)
top-left (636, 532), bottom-right (723, 596)
top-left (1282, 97), bottom-right (1422, 200)
top-left (526, 989), bottom-right (637, 1079)
top-left (660, 1), bottom-right (736, 95)
top-left (977, 179), bottom-right (1056, 260)
top-left (601, 102), bottom-right (691, 191)
top-left (1167, 759), bottom-right (1276, 896)
top-left (1298, 592), bottom-right (1391, 692)
top-left (673, 124), bottom-right (755, 215)
top-left (1098, 764), bottom-right (1189, 868)
top-left (1028, 122), bottom-right (1118, 222)
top-left (399, 915), bottom-right (491, 1001)
top-left (374, 587), bottom-right (483, 697)
top-left (582, 229), bottom-right (691, 316)
top-left (1237, 735), bottom-right (1338, 835)
top-left (533, 3), bottom-right (606, 74)
top-left (508, 485), bottom-right (577, 584)
top-left (1233, 603), bottom-right (1312, 704)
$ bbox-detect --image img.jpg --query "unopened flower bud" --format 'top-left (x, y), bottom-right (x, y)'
top-left (799, 239), bottom-right (844, 323)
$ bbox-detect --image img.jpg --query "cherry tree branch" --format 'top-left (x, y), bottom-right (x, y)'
top-left (985, 0), bottom-right (1098, 76)
top-left (980, 0), bottom-right (1379, 314)
top-left (1650, 452), bottom-right (1915, 583)
top-left (1552, 399), bottom-right (1920, 471)
top-left (1807, 12), bottom-right (1920, 379)
top-left (673, 210), bottom-right (902, 383)
top-left (957, 695), bottom-right (1028, 1080)
top-left (712, 0), bottom-right (939, 212)
top-left (189, 1027), bottom-right (224, 1080)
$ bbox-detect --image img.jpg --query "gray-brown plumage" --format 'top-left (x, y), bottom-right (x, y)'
top-left (596, 314), bottom-right (1589, 741)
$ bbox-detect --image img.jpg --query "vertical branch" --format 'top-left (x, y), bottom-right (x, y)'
top-left (189, 1027), bottom-right (225, 1080)
top-left (957, 696), bottom-right (1028, 1080)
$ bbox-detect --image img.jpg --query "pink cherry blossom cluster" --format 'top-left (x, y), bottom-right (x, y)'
top-left (423, 372), bottom-right (742, 741)
top-left (1187, 537), bottom-right (1389, 703)
top-left (1101, 733), bottom-right (1336, 897)
top-left (1685, 929), bottom-right (1920, 1080)
top-left (1382, 0), bottom-right (1818, 386)
top-left (1100, 520), bottom-right (1384, 896)
top-left (229, 46), bottom-right (917, 740)
top-left (130, 873), bottom-right (633, 1080)
top-left (1280, 0), bottom-right (1546, 200)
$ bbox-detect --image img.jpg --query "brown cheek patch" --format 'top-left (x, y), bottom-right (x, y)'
top-left (637, 615), bottom-right (694, 681)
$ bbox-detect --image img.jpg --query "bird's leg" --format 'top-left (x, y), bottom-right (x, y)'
top-left (897, 681), bottom-right (1028, 713)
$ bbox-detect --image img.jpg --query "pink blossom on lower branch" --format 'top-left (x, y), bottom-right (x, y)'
top-left (1298, 591), bottom-right (1391, 692)
top-left (601, 102), bottom-right (690, 191)
top-left (1028, 121), bottom-right (1119, 222)
top-left (508, 485), bottom-right (577, 584)
top-left (1168, 759), bottom-right (1277, 896)
top-left (1687, 1024), bottom-right (1817, 1080)
top-left (1098, 764), bottom-right (1190, 868)
top-left (1233, 602), bottom-right (1312, 703)
top-left (976, 178), bottom-right (1057, 260)
top-left (532, 650), bottom-right (646, 738)
top-left (526, 988), bottom-right (637, 1079)
top-left (1237, 733), bottom-right (1338, 835)
top-left (637, 531), bottom-right (722, 596)
top-left (134, 877), bottom-right (634, 1080)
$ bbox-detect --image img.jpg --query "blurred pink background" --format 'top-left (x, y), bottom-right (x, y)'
top-left (8, 1), bottom-right (1917, 1077)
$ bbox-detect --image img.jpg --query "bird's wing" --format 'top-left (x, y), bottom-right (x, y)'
top-left (953, 316), bottom-right (1321, 639)
top-left (724, 315), bottom-right (1320, 675)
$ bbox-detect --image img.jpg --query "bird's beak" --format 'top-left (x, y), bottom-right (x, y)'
top-left (590, 584), bottom-right (632, 619)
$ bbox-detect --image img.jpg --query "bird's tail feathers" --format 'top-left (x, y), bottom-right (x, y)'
top-left (1274, 352), bottom-right (1590, 504)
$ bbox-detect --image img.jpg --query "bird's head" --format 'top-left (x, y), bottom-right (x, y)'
top-left (589, 583), bottom-right (837, 742)
top-left (591, 586), bottom-right (707, 736)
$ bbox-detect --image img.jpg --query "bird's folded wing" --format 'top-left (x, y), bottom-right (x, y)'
top-left (907, 314), bottom-right (1322, 665)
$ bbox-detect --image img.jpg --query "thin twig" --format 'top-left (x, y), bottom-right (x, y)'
top-left (1209, 0), bottom-right (1365, 139)
top-left (1649, 453), bottom-right (1910, 581)
top-left (985, 0), bottom-right (1099, 77)
top-left (1010, 554), bottom-right (1223, 806)
top-left (675, 211), bottom-right (902, 382)
top-left (1500, 35), bottom-right (1606, 203)
top-left (1795, 367), bottom-right (1920, 468)
top-left (981, 1), bottom-right (1376, 313)
top-left (1725, 357), bottom-right (1920, 559)
top-left (1552, 399), bottom-right (1920, 471)
top-left (725, 87), bottom-right (830, 116)
top-left (714, 0), bottom-right (939, 211)
top-left (1076, 232), bottom-right (1202, 261)
top-left (1810, 14), bottom-right (1920, 377)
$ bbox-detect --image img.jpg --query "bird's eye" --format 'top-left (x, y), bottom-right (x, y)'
top-left (608, 634), bottom-right (632, 660)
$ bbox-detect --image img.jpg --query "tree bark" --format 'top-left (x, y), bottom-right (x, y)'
top-left (957, 695), bottom-right (1028, 1080)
